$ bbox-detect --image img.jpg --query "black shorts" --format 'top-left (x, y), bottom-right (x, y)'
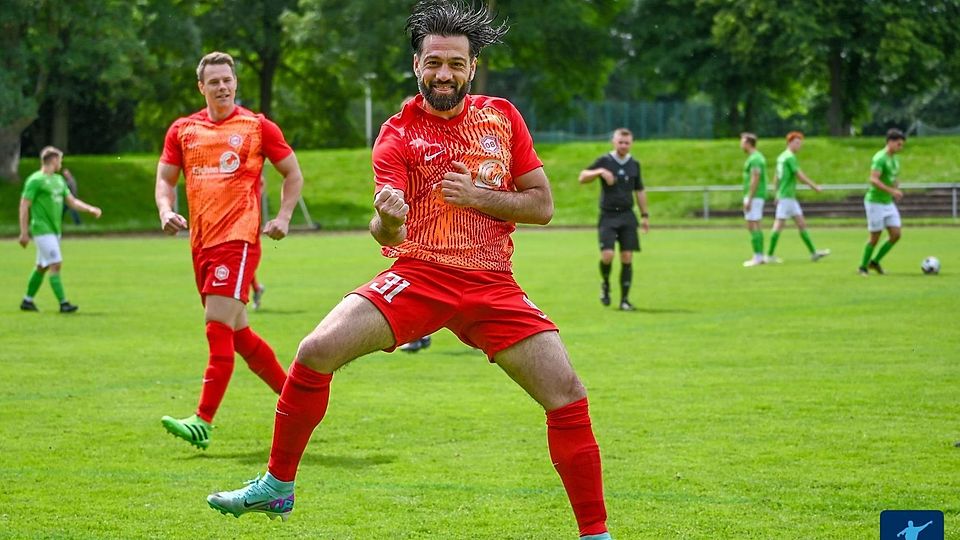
top-left (598, 211), bottom-right (640, 252)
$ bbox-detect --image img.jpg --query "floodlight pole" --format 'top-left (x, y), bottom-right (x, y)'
top-left (363, 72), bottom-right (378, 148)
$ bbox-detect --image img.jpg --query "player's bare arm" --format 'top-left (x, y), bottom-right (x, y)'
top-left (370, 185), bottom-right (409, 246)
top-left (155, 162), bottom-right (188, 235)
top-left (65, 194), bottom-right (102, 218)
top-left (262, 153), bottom-right (305, 240)
top-left (797, 170), bottom-right (822, 192)
top-left (870, 169), bottom-right (903, 201)
top-left (18, 198), bottom-right (31, 247)
top-left (441, 161), bottom-right (553, 225)
top-left (578, 168), bottom-right (615, 185)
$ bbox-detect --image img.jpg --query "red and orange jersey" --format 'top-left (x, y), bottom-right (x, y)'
top-left (160, 106), bottom-right (293, 250)
top-left (372, 94), bottom-right (543, 272)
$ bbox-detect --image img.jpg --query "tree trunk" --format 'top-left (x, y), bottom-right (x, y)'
top-left (827, 44), bottom-right (846, 137)
top-left (472, 0), bottom-right (495, 95)
top-left (260, 51), bottom-right (278, 118)
top-left (53, 96), bottom-right (69, 151)
top-left (0, 117), bottom-right (35, 182)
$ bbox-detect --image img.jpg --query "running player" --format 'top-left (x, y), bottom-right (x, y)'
top-left (207, 3), bottom-right (613, 539)
top-left (155, 51), bottom-right (305, 449)
top-left (18, 146), bottom-right (102, 313)
top-left (766, 131), bottom-right (830, 263)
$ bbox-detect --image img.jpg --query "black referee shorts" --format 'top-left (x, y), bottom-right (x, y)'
top-left (598, 210), bottom-right (640, 252)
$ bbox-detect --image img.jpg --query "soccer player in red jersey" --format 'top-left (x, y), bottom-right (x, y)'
top-left (208, 3), bottom-right (612, 538)
top-left (155, 51), bottom-right (305, 450)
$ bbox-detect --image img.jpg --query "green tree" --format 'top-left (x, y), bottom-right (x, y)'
top-left (1, 0), bottom-right (147, 180)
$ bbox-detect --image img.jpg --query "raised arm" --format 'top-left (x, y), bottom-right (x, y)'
top-left (262, 153), bottom-right (305, 240)
top-left (441, 161), bottom-right (553, 225)
top-left (370, 185), bottom-right (409, 247)
top-left (579, 167), bottom-right (614, 185)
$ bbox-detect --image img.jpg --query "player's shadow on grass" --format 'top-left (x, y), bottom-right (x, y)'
top-left (627, 307), bottom-right (696, 314)
top-left (194, 449), bottom-right (397, 469)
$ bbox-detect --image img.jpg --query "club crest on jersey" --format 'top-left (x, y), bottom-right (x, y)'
top-left (409, 138), bottom-right (444, 163)
top-left (228, 134), bottom-right (243, 148)
top-left (219, 151), bottom-right (241, 173)
top-left (214, 265), bottom-right (230, 281)
top-left (480, 134), bottom-right (500, 154)
top-left (475, 159), bottom-right (507, 189)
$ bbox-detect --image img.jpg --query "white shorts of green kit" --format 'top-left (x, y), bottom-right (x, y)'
top-left (864, 202), bottom-right (901, 232)
top-left (775, 198), bottom-right (803, 219)
top-left (34, 233), bottom-right (63, 268)
top-left (743, 198), bottom-right (765, 221)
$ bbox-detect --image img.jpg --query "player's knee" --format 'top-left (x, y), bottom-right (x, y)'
top-left (296, 334), bottom-right (337, 371)
top-left (889, 230), bottom-right (902, 242)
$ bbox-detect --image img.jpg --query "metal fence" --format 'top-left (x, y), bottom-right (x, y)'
top-left (517, 100), bottom-right (715, 142)
top-left (645, 183), bottom-right (960, 220)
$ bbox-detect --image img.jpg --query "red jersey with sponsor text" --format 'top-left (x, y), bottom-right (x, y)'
top-left (160, 106), bottom-right (293, 250)
top-left (372, 94), bottom-right (543, 272)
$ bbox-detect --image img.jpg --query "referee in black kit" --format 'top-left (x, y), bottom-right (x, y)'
top-left (578, 127), bottom-right (649, 311)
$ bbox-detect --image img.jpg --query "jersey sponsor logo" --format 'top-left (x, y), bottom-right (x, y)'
top-left (191, 165), bottom-right (221, 176)
top-left (219, 151), bottom-right (241, 173)
top-left (480, 134), bottom-right (500, 154)
top-left (228, 134), bottom-right (243, 148)
top-left (476, 159), bottom-right (507, 189)
top-left (214, 265), bottom-right (230, 281)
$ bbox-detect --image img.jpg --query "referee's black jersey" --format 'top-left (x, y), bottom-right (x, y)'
top-left (589, 152), bottom-right (644, 212)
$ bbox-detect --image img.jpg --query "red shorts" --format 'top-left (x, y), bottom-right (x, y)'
top-left (351, 257), bottom-right (558, 361)
top-left (192, 240), bottom-right (261, 304)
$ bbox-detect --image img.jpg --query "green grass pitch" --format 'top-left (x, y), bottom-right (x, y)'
top-left (1, 227), bottom-right (958, 538)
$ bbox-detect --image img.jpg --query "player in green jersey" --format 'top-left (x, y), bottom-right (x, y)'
top-left (740, 133), bottom-right (767, 267)
top-left (859, 129), bottom-right (906, 276)
top-left (766, 131), bottom-right (830, 263)
top-left (18, 146), bottom-right (102, 312)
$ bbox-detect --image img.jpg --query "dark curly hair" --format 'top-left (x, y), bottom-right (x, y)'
top-left (406, 0), bottom-right (509, 58)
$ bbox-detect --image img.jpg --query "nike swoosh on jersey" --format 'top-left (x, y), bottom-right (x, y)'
top-left (212, 280), bottom-right (228, 286)
top-left (424, 150), bottom-right (443, 162)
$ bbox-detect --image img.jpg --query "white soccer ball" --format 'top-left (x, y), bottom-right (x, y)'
top-left (921, 256), bottom-right (941, 275)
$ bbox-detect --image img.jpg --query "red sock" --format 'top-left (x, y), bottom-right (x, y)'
top-left (546, 397), bottom-right (608, 537)
top-left (234, 326), bottom-right (286, 393)
top-left (196, 321), bottom-right (236, 423)
top-left (267, 361), bottom-right (333, 482)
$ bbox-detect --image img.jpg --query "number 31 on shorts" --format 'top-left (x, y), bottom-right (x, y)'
top-left (369, 272), bottom-right (411, 303)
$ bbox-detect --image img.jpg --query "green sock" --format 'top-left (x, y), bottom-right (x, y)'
top-left (874, 241), bottom-right (895, 263)
top-left (799, 229), bottom-right (816, 253)
top-left (860, 243), bottom-right (876, 268)
top-left (751, 230), bottom-right (763, 255)
top-left (768, 231), bottom-right (781, 256)
top-left (25, 270), bottom-right (44, 299)
top-left (49, 274), bottom-right (67, 303)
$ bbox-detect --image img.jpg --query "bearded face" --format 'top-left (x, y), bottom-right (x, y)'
top-left (418, 74), bottom-right (471, 112)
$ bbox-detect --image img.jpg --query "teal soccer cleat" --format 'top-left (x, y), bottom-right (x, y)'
top-left (161, 414), bottom-right (212, 450)
top-left (207, 473), bottom-right (295, 521)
